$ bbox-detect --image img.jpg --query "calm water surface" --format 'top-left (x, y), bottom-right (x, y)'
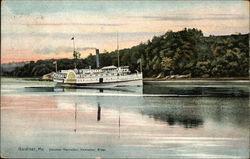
top-left (1, 78), bottom-right (249, 158)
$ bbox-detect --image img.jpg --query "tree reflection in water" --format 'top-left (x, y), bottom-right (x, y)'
top-left (143, 84), bottom-right (249, 97)
top-left (146, 112), bottom-right (203, 128)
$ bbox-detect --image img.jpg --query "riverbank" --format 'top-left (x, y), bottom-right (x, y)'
top-left (0, 77), bottom-right (50, 81)
top-left (143, 77), bottom-right (249, 81)
top-left (2, 76), bottom-right (249, 82)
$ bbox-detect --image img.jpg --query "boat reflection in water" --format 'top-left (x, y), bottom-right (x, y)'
top-left (97, 103), bottom-right (101, 121)
top-left (71, 101), bottom-right (123, 138)
top-left (72, 102), bottom-right (103, 132)
top-left (26, 85), bottom-right (142, 94)
top-left (10, 78), bottom-right (247, 158)
top-left (74, 103), bottom-right (77, 132)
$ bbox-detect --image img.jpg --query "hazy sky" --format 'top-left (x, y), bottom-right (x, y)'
top-left (1, 0), bottom-right (249, 63)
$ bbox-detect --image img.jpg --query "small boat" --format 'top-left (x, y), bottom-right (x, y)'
top-left (53, 37), bottom-right (143, 87)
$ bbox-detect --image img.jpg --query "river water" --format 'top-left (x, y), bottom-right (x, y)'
top-left (1, 78), bottom-right (249, 158)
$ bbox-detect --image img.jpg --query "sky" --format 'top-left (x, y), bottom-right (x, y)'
top-left (1, 0), bottom-right (249, 63)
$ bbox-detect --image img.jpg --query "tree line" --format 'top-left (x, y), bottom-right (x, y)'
top-left (1, 28), bottom-right (249, 78)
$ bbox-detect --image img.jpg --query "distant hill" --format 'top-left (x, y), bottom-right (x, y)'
top-left (1, 62), bottom-right (29, 76)
top-left (1, 28), bottom-right (249, 78)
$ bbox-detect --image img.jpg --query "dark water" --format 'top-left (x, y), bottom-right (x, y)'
top-left (1, 78), bottom-right (249, 158)
top-left (143, 81), bottom-right (249, 97)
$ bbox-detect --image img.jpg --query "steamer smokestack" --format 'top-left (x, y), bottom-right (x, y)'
top-left (95, 49), bottom-right (100, 68)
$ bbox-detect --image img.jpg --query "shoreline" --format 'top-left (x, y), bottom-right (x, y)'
top-left (143, 77), bottom-right (249, 81)
top-left (1, 76), bottom-right (249, 81)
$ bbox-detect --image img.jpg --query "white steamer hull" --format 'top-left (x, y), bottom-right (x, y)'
top-left (56, 79), bottom-right (142, 88)
top-left (53, 72), bottom-right (143, 88)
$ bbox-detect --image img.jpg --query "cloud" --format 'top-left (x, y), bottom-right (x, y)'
top-left (35, 47), bottom-right (55, 54)
top-left (1, 5), bottom-right (14, 16)
top-left (2, 31), bottom-right (165, 40)
top-left (140, 14), bottom-right (249, 21)
top-left (23, 23), bottom-right (124, 26)
top-left (35, 46), bottom-right (97, 55)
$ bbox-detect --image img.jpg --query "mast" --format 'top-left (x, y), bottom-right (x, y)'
top-left (140, 60), bottom-right (142, 73)
top-left (117, 32), bottom-right (120, 68)
top-left (53, 61), bottom-right (57, 72)
top-left (73, 39), bottom-right (75, 52)
top-left (71, 37), bottom-right (76, 69)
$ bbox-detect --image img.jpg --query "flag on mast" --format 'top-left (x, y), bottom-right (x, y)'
top-left (71, 37), bottom-right (74, 40)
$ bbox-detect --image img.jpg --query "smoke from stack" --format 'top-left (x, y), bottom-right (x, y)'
top-left (79, 47), bottom-right (97, 51)
top-left (96, 49), bottom-right (100, 68)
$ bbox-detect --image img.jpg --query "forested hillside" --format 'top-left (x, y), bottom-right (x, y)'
top-left (1, 28), bottom-right (249, 78)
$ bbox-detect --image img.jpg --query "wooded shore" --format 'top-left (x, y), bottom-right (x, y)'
top-left (1, 29), bottom-right (249, 79)
top-left (143, 77), bottom-right (249, 81)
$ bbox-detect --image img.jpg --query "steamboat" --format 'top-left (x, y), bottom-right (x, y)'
top-left (53, 38), bottom-right (143, 87)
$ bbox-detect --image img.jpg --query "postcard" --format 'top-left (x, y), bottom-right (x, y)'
top-left (1, 0), bottom-right (249, 158)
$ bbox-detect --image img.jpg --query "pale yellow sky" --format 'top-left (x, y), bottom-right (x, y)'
top-left (1, 0), bottom-right (249, 63)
